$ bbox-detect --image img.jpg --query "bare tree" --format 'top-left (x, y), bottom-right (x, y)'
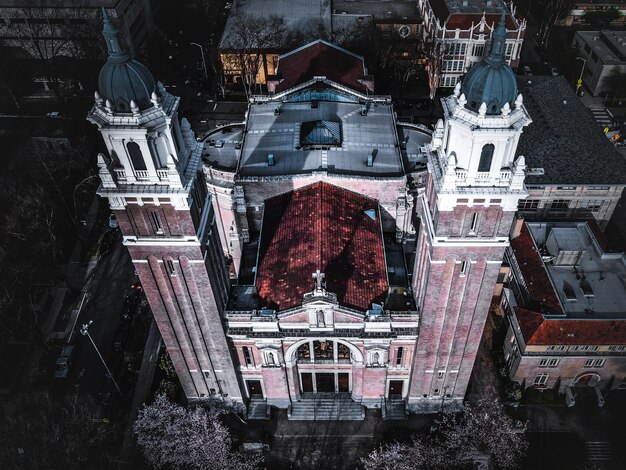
top-left (134, 395), bottom-right (262, 470)
top-left (6, 0), bottom-right (102, 101)
top-left (222, 14), bottom-right (287, 99)
top-left (362, 398), bottom-right (527, 470)
top-left (0, 392), bottom-right (118, 469)
top-left (537, 0), bottom-right (575, 47)
top-left (422, 39), bottom-right (446, 100)
top-left (601, 66), bottom-right (626, 102)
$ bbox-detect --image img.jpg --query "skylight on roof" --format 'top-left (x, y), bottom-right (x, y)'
top-left (300, 120), bottom-right (342, 146)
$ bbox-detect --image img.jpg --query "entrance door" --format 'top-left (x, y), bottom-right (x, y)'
top-left (316, 373), bottom-right (335, 392)
top-left (246, 380), bottom-right (263, 398)
top-left (301, 373), bottom-right (313, 393)
top-left (388, 380), bottom-right (404, 398)
top-left (338, 373), bottom-right (350, 393)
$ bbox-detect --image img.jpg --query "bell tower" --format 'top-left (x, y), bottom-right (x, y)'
top-left (89, 10), bottom-right (242, 402)
top-left (409, 13), bottom-right (531, 412)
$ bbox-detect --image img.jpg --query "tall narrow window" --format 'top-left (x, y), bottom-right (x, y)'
top-left (150, 211), bottom-right (163, 234)
top-left (469, 213), bottom-right (479, 233)
top-left (478, 144), bottom-right (494, 173)
top-left (242, 347), bottom-right (252, 366)
top-left (396, 347), bottom-right (404, 366)
top-left (166, 259), bottom-right (176, 276)
top-left (127, 141), bottom-right (146, 171)
top-left (460, 261), bottom-right (468, 276)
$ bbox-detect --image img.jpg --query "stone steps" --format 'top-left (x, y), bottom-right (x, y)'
top-left (384, 400), bottom-right (408, 420)
top-left (288, 398), bottom-right (365, 421)
top-left (247, 399), bottom-right (270, 420)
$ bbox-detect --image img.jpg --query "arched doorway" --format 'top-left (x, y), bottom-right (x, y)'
top-left (288, 339), bottom-right (361, 395)
top-left (574, 372), bottom-right (600, 387)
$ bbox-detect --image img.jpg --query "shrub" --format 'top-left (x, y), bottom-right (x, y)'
top-left (524, 387), bottom-right (542, 402)
top-left (542, 389), bottom-right (554, 402)
top-left (504, 382), bottom-right (522, 401)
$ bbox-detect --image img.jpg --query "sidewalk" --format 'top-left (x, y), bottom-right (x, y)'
top-left (119, 318), bottom-right (162, 463)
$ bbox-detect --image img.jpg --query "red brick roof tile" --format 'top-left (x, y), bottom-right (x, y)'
top-left (275, 40), bottom-right (367, 93)
top-left (515, 306), bottom-right (626, 345)
top-left (256, 182), bottom-right (387, 311)
top-left (510, 224), bottom-right (563, 315)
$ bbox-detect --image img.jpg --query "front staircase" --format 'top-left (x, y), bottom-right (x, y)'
top-left (247, 398), bottom-right (271, 420)
top-left (383, 398), bottom-right (408, 420)
top-left (288, 393), bottom-right (365, 420)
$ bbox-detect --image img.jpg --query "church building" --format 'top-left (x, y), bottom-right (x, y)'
top-left (90, 13), bottom-right (533, 417)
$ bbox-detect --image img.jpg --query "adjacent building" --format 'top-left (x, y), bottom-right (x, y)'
top-left (572, 30), bottom-right (626, 98)
top-left (557, 1), bottom-right (626, 27)
top-left (418, 0), bottom-right (526, 88)
top-left (218, 0), bottom-right (422, 86)
top-left (502, 219), bottom-right (626, 400)
top-left (515, 75), bottom-right (626, 229)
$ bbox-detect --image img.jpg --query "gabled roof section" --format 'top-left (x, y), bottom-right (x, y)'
top-left (256, 182), bottom-right (387, 311)
top-left (515, 306), bottom-right (626, 345)
top-left (510, 223), bottom-right (563, 315)
top-left (274, 39), bottom-right (367, 93)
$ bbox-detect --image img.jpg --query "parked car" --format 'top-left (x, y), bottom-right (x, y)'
top-left (523, 66), bottom-right (532, 76)
top-left (550, 66), bottom-right (558, 76)
top-left (54, 345), bottom-right (74, 378)
top-left (46, 111), bottom-right (61, 118)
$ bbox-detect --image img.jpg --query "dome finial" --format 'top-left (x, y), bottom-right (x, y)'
top-left (485, 11), bottom-right (507, 66)
top-left (101, 7), bottom-right (129, 62)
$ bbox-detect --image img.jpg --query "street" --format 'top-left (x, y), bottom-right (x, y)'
top-left (66, 230), bottom-right (135, 400)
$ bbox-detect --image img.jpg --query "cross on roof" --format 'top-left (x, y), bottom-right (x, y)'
top-left (312, 270), bottom-right (325, 292)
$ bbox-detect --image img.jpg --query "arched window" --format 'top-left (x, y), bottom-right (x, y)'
top-left (154, 135), bottom-right (169, 168)
top-left (266, 352), bottom-right (275, 366)
top-left (127, 141), bottom-right (146, 170)
top-left (297, 343), bottom-right (310, 361)
top-left (478, 144), bottom-right (494, 173)
top-left (317, 310), bottom-right (325, 327)
top-left (313, 340), bottom-right (333, 360)
top-left (337, 343), bottom-right (350, 360)
top-left (373, 352), bottom-right (380, 366)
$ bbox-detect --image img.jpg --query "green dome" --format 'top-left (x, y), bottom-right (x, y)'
top-left (461, 13), bottom-right (517, 115)
top-left (97, 9), bottom-right (155, 113)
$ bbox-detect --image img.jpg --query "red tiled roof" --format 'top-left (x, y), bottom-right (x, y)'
top-left (256, 182), bottom-right (387, 311)
top-left (275, 40), bottom-right (366, 93)
top-left (446, 13), bottom-right (517, 30)
top-left (510, 224), bottom-right (563, 315)
top-left (515, 306), bottom-right (626, 345)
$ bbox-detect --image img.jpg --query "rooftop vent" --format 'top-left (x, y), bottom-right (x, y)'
top-left (580, 279), bottom-right (594, 297)
top-left (562, 281), bottom-right (577, 301)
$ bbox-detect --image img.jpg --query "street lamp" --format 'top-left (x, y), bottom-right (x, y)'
top-left (576, 56), bottom-right (587, 95)
top-left (80, 321), bottom-right (122, 396)
top-left (191, 42), bottom-right (209, 82)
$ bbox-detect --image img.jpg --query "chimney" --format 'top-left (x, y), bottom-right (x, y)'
top-left (510, 213), bottom-right (524, 239)
top-left (267, 154), bottom-right (275, 166)
top-left (367, 153), bottom-right (373, 167)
